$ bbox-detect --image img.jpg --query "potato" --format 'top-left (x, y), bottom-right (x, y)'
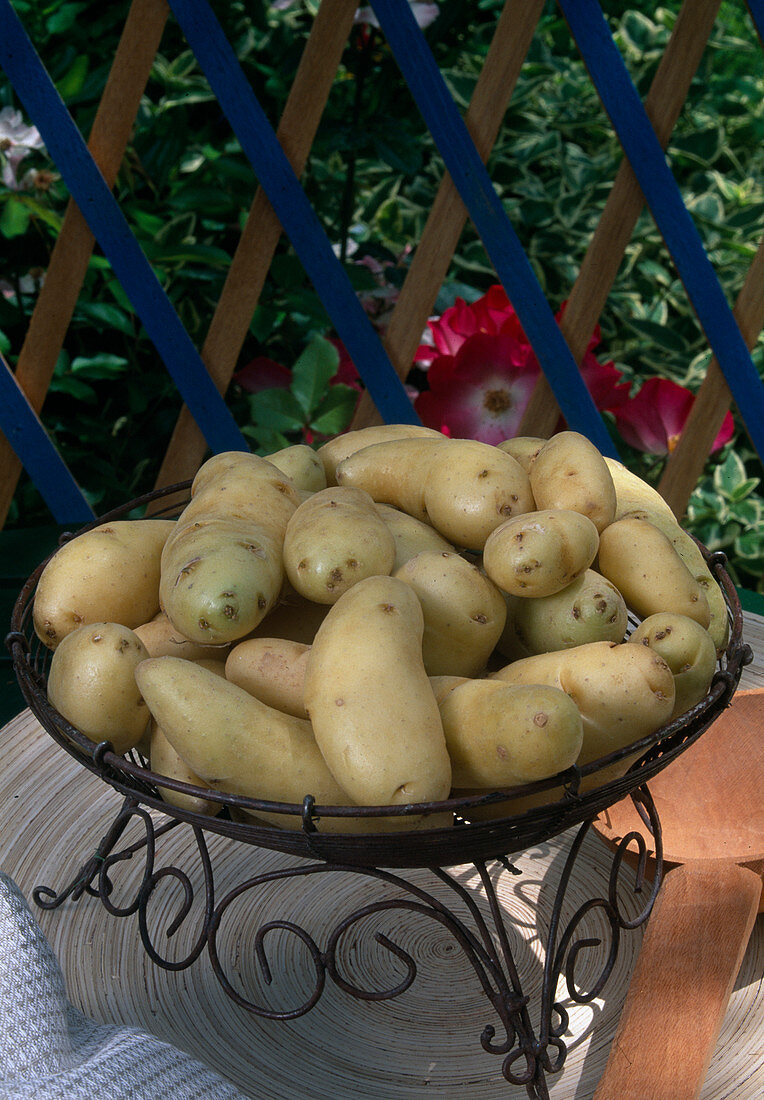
top-left (282, 486), bottom-right (396, 604)
top-left (225, 637), bottom-right (310, 718)
top-left (304, 575), bottom-right (452, 806)
top-left (160, 452), bottom-right (302, 646)
top-left (147, 656), bottom-right (227, 816)
top-left (620, 507), bottom-right (728, 653)
top-left (602, 457), bottom-right (725, 651)
top-left (602, 456), bottom-right (728, 649)
top-left (393, 550), bottom-right (507, 676)
top-left (317, 424), bottom-right (444, 484)
top-left (175, 480), bottom-right (298, 537)
top-left (33, 519), bottom-right (175, 649)
top-left (138, 655), bottom-right (447, 832)
top-left (265, 443), bottom-right (326, 493)
top-left (628, 613), bottom-right (717, 719)
top-left (159, 518), bottom-right (284, 644)
top-left (603, 456), bottom-right (728, 648)
top-left (507, 569), bottom-right (628, 656)
top-left (335, 436), bottom-right (449, 521)
top-left (149, 723), bottom-right (219, 816)
top-left (422, 438), bottom-right (535, 550)
top-left (604, 456), bottom-right (678, 526)
top-left (428, 675), bottom-right (469, 705)
top-left (438, 679), bottom-right (583, 788)
top-left (492, 640), bottom-right (675, 785)
top-left (247, 582), bottom-right (330, 645)
top-left (529, 431), bottom-right (616, 533)
top-left (597, 517), bottom-right (710, 628)
top-left (135, 657), bottom-right (353, 827)
top-left (190, 449), bottom-right (287, 498)
top-left (496, 436), bottom-right (546, 474)
top-left (483, 509), bottom-right (599, 598)
top-left (670, 537), bottom-right (729, 654)
top-left (375, 503), bottom-right (454, 570)
top-left (134, 614), bottom-right (231, 661)
top-left (47, 622), bottom-right (150, 753)
top-left (179, 464), bottom-right (301, 538)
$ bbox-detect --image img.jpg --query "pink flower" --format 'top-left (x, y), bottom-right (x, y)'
top-left (0, 269), bottom-right (45, 302)
top-left (611, 376), bottom-right (734, 454)
top-left (415, 285), bottom-right (523, 364)
top-left (413, 285), bottom-right (625, 443)
top-left (578, 350), bottom-right (629, 412)
top-left (328, 338), bottom-right (363, 391)
top-left (414, 332), bottom-right (540, 444)
top-left (0, 107), bottom-right (44, 191)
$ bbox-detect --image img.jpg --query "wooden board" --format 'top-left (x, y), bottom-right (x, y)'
top-left (593, 861), bottom-right (761, 1100)
top-left (595, 689), bottom-right (764, 873)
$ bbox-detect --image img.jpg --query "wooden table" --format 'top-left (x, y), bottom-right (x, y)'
top-left (1, 613), bottom-right (763, 1099)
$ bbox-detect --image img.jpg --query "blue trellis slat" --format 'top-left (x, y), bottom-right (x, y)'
top-left (0, 356), bottom-right (95, 524)
top-left (558, 0), bottom-right (764, 461)
top-left (369, 0), bottom-right (619, 459)
top-left (2, 0), bottom-right (761, 517)
top-left (747, 0), bottom-right (764, 42)
top-left (165, 0), bottom-right (418, 427)
top-left (0, 0), bottom-right (249, 459)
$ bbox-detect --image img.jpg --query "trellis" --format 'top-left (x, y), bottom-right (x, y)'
top-left (1, 0), bottom-right (763, 530)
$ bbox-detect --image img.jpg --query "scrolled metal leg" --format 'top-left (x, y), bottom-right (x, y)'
top-left (32, 795), bottom-right (141, 909)
top-left (206, 863), bottom-right (517, 1023)
top-left (33, 797), bottom-right (213, 970)
top-left (33, 792), bottom-right (663, 1097)
top-left (538, 785), bottom-right (663, 1078)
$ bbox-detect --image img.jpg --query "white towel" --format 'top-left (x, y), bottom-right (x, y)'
top-left (0, 872), bottom-right (248, 1099)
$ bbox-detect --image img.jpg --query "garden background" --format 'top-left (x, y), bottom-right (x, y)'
top-left (1, 0), bottom-right (763, 602)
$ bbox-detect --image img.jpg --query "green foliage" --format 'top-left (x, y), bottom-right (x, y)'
top-left (241, 334), bottom-right (358, 453)
top-left (686, 446), bottom-right (764, 592)
top-left (1, 0), bottom-right (763, 587)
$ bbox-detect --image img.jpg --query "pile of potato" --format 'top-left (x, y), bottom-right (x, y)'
top-left (33, 426), bottom-right (726, 832)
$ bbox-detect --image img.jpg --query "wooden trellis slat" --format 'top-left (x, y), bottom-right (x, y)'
top-left (0, 0), bottom-right (762, 528)
top-left (153, 0), bottom-right (360, 497)
top-left (162, 0), bottom-right (417, 427)
top-left (518, 0), bottom-right (724, 442)
top-left (0, 0), bottom-right (170, 527)
top-left (367, 0), bottom-right (617, 457)
top-left (0, 0), bottom-right (249, 457)
top-left (351, 0), bottom-right (548, 431)
top-left (658, 0), bottom-right (764, 516)
top-left (659, 233), bottom-right (764, 516)
top-left (559, 0), bottom-right (764, 459)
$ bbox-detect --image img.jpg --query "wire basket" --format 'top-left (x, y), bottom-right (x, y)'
top-left (6, 483), bottom-right (751, 870)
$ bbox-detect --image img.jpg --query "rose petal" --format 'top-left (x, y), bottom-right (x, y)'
top-left (580, 351), bottom-right (629, 411)
top-left (327, 339), bottom-right (363, 390)
top-left (610, 376), bottom-right (733, 455)
top-left (233, 356), bottom-right (292, 393)
top-left (712, 411), bottom-right (736, 452)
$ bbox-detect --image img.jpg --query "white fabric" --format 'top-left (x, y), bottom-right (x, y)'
top-left (0, 872), bottom-right (248, 1099)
